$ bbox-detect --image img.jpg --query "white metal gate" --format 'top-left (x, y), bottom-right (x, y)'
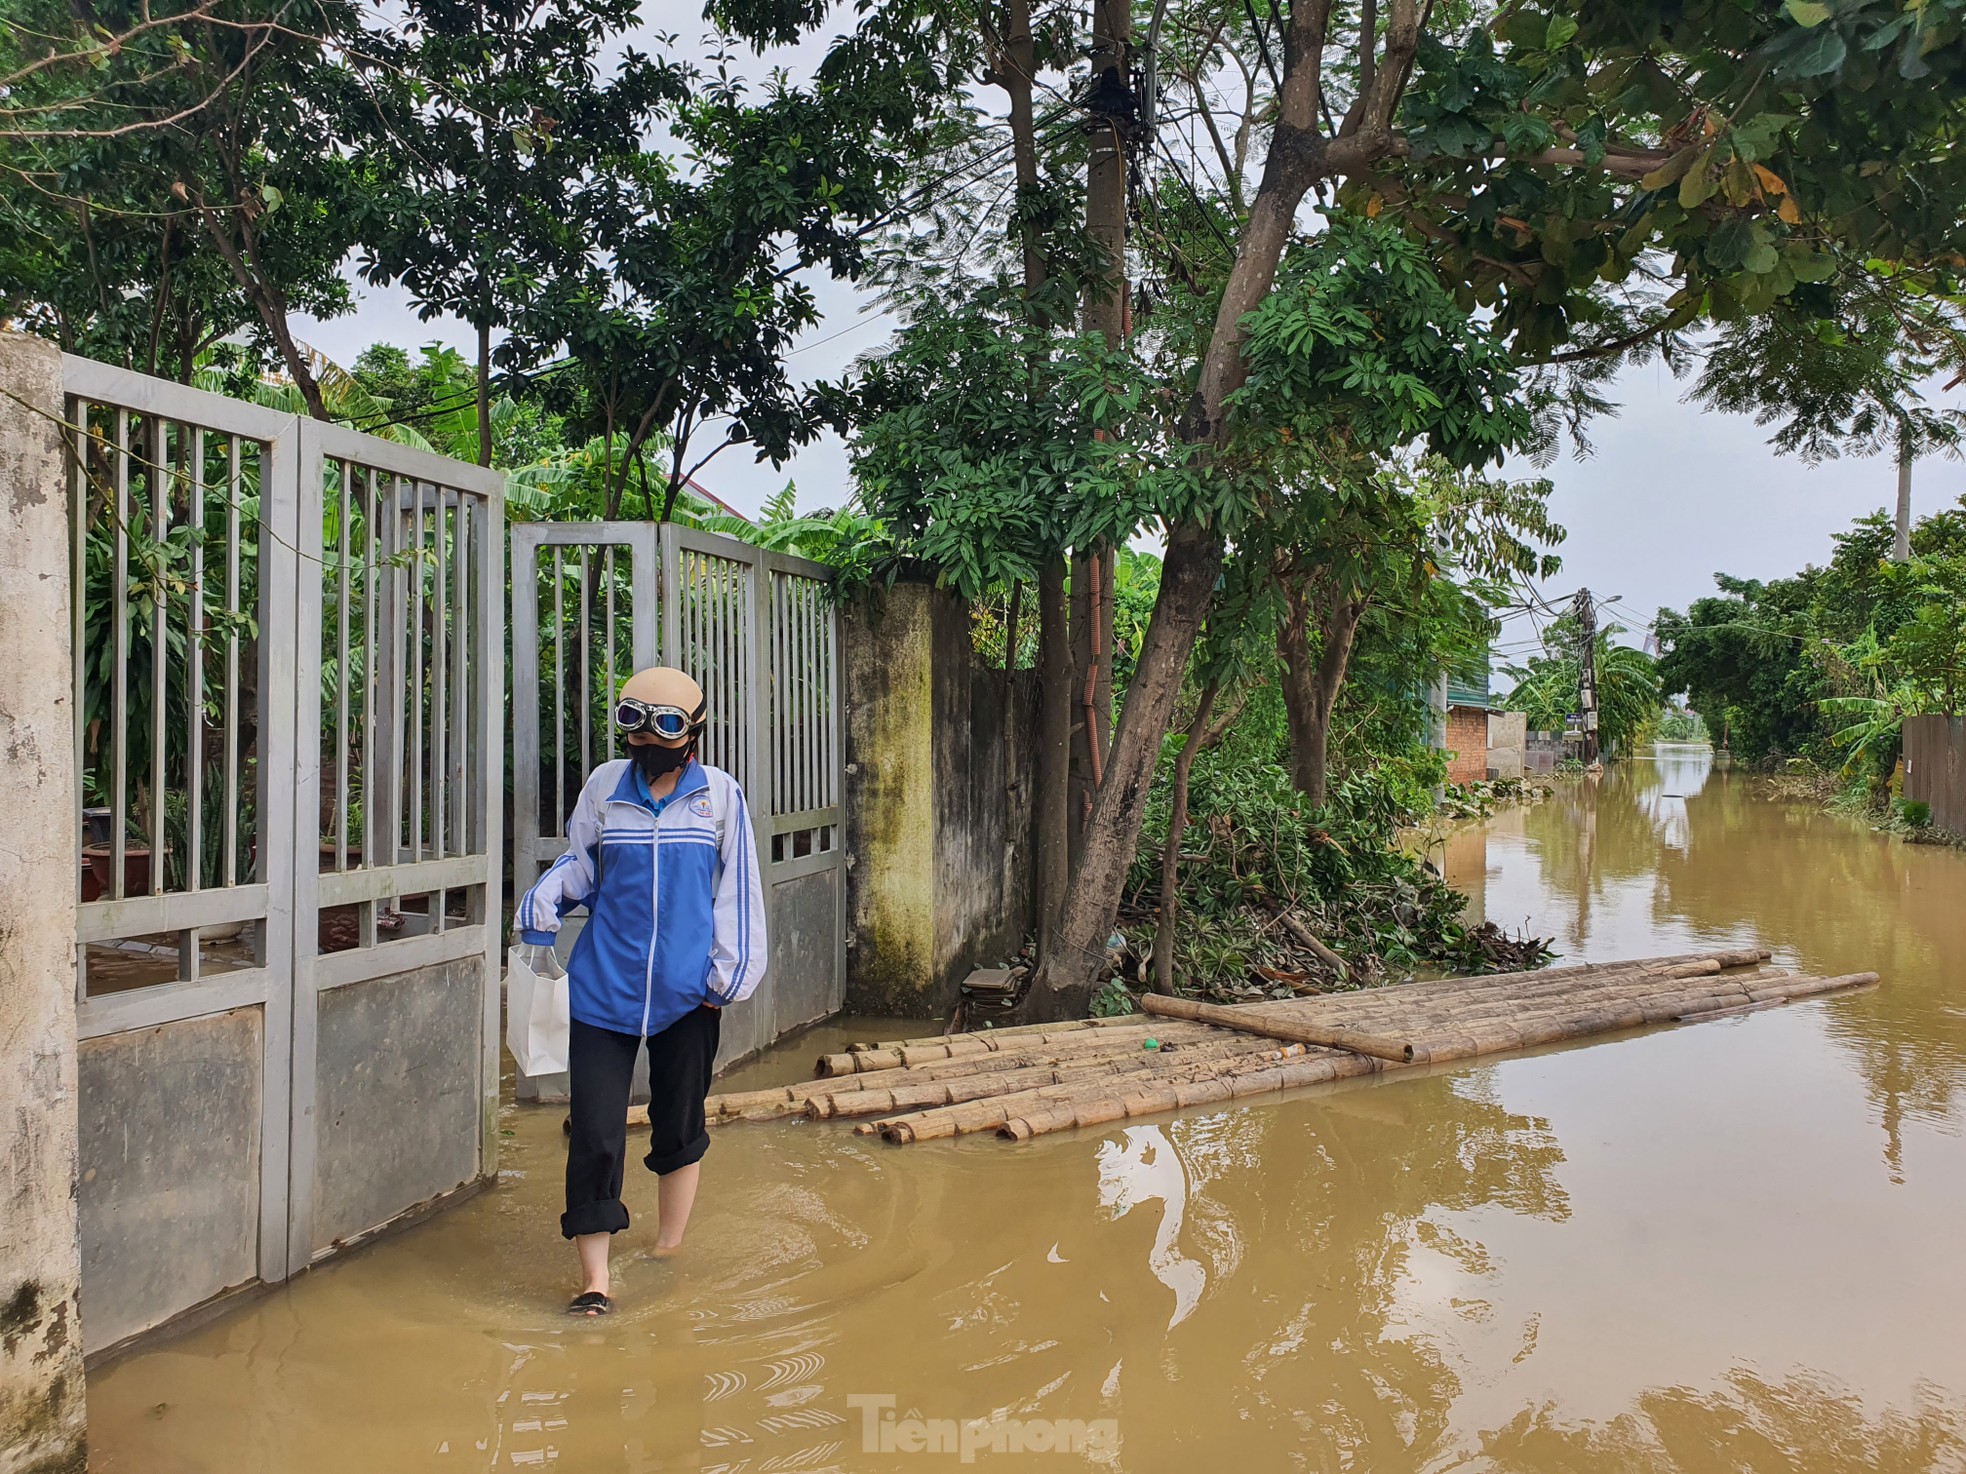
top-left (62, 356), bottom-right (504, 1354)
top-left (511, 521), bottom-right (844, 1066)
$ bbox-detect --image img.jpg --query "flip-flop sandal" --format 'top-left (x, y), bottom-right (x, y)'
top-left (566, 1291), bottom-right (611, 1317)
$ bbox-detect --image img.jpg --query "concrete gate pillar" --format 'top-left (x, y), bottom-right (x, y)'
top-left (841, 577), bottom-right (1036, 1017)
top-left (0, 332), bottom-right (88, 1473)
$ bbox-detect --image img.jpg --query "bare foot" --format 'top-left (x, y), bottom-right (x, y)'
top-left (646, 1240), bottom-right (685, 1260)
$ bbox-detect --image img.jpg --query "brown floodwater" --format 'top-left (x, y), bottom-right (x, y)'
top-left (87, 746), bottom-right (1966, 1472)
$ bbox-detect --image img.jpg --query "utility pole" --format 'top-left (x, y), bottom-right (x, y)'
top-left (1893, 427), bottom-right (1914, 563)
top-left (1573, 588), bottom-right (1599, 767)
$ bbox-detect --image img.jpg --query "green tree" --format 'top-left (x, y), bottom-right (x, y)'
top-left (1, 0), bottom-right (366, 399)
top-left (352, 0), bottom-right (687, 465)
top-left (842, 0), bottom-right (1966, 1011)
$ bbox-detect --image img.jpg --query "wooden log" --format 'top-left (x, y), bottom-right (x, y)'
top-left (987, 972), bottom-right (1861, 1143)
top-left (722, 1025), bottom-right (1250, 1123)
top-left (872, 1043), bottom-right (1322, 1143)
top-left (1288, 957), bottom-right (1727, 1025)
top-left (1296, 950), bottom-right (1766, 1017)
top-left (1278, 973), bottom-right (1709, 1034)
top-left (1675, 971), bottom-right (1875, 1020)
top-left (1379, 966), bottom-right (1745, 1030)
top-left (994, 1051), bottom-right (1383, 1142)
top-left (837, 952), bottom-right (1766, 1063)
top-left (1396, 973), bottom-right (1875, 1065)
top-left (1139, 993), bottom-right (1414, 1062)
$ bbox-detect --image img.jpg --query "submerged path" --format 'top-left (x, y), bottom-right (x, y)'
top-left (88, 747), bottom-right (1966, 1473)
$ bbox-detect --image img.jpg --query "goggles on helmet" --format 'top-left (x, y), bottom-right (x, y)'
top-left (614, 698), bottom-right (699, 740)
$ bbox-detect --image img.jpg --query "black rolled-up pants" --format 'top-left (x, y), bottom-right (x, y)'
top-left (561, 1006), bottom-right (721, 1240)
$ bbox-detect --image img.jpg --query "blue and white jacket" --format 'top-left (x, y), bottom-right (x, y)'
top-left (516, 758), bottom-right (767, 1038)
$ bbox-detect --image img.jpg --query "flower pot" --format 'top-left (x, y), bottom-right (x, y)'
top-left (83, 846), bottom-right (154, 898)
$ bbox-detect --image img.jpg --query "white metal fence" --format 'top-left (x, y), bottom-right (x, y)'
top-left (62, 356), bottom-right (503, 1354)
top-left (511, 521), bottom-right (844, 1068)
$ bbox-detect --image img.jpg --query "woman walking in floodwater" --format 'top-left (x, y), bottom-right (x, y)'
top-left (512, 666), bottom-right (766, 1315)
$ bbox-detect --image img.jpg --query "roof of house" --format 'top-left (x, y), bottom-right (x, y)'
top-left (682, 476), bottom-right (751, 522)
top-left (1445, 665), bottom-right (1491, 711)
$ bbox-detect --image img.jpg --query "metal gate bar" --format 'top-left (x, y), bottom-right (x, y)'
top-left (62, 354), bottom-right (503, 1354)
top-left (511, 521), bottom-right (845, 1069)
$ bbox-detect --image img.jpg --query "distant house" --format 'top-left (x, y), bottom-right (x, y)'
top-left (1434, 659), bottom-right (1527, 783)
top-left (679, 475), bottom-right (751, 522)
top-left (1440, 667), bottom-right (1490, 785)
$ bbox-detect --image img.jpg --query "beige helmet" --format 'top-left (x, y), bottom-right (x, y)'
top-left (615, 666), bottom-right (707, 744)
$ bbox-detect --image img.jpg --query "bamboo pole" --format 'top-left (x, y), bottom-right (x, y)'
top-left (877, 1041), bottom-right (1328, 1143)
top-left (663, 960), bottom-right (1865, 1141)
top-left (1286, 956), bottom-right (1735, 1022)
top-left (705, 966), bottom-right (1828, 1125)
top-left (707, 1023), bottom-right (1247, 1121)
top-left (818, 1035), bottom-right (1310, 1120)
top-left (1138, 993), bottom-right (1414, 1062)
top-left (989, 971), bottom-right (1870, 1143)
top-left (816, 1020), bottom-right (1222, 1076)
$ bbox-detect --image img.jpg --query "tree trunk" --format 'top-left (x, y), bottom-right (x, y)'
top-left (1153, 680), bottom-right (1218, 997)
top-left (193, 193), bottom-right (330, 420)
top-left (1276, 581), bottom-right (1363, 808)
top-left (1031, 520), bottom-right (1224, 1015)
top-left (1002, 0), bottom-right (1047, 308)
top-left (1070, 0), bottom-right (1127, 869)
top-left (1068, 550), bottom-right (1113, 867)
top-left (1034, 559), bottom-right (1073, 954)
top-left (1275, 592), bottom-right (1326, 804)
top-left (476, 319), bottom-right (494, 468)
top-left (1000, 0), bottom-right (1069, 953)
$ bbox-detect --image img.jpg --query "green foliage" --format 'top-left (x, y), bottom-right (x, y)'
top-left (1655, 707), bottom-right (1709, 743)
top-left (1387, 0), bottom-right (1966, 360)
top-left (1658, 496), bottom-right (1966, 774)
top-left (1691, 284), bottom-right (1966, 464)
top-left (1232, 216), bottom-right (1537, 473)
top-left (352, 0), bottom-right (687, 362)
top-left (507, 50), bottom-right (949, 515)
top-left (851, 272), bottom-right (1185, 594)
top-left (1127, 751), bottom-right (1551, 991)
top-left (1088, 978), bottom-right (1139, 1018)
top-left (2, 0), bottom-right (367, 383)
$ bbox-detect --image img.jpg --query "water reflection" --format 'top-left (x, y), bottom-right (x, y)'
top-left (1096, 1128), bottom-right (1206, 1329)
top-left (1480, 1370), bottom-right (1966, 1473)
top-left (89, 777), bottom-right (1966, 1473)
top-left (1469, 751), bottom-right (1966, 1143)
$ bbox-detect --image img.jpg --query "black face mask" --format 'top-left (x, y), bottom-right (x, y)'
top-left (631, 740), bottom-right (692, 782)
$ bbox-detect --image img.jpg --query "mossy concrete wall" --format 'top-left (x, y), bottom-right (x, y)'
top-left (0, 332), bottom-right (89, 1473)
top-left (843, 579), bottom-right (1034, 1017)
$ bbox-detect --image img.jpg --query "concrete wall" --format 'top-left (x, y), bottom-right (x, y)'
top-left (1486, 711), bottom-right (1527, 780)
top-left (1445, 705), bottom-right (1490, 786)
top-left (843, 580), bottom-right (1033, 1017)
top-left (0, 332), bottom-right (89, 1471)
top-left (1904, 714), bottom-right (1966, 840)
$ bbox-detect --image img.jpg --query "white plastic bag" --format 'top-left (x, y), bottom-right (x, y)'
top-left (505, 943), bottom-right (570, 1077)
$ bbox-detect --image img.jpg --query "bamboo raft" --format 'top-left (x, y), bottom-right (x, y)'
top-left (672, 950), bottom-right (1877, 1145)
